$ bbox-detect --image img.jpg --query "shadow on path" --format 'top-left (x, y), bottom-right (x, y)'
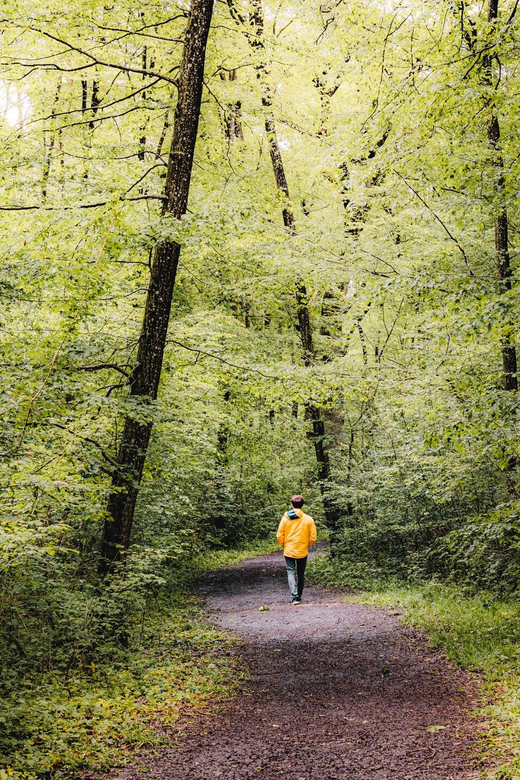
top-left (114, 551), bottom-right (484, 780)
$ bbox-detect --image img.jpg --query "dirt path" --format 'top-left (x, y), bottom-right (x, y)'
top-left (116, 551), bottom-right (484, 780)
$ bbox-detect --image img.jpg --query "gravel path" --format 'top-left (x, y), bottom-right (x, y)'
top-left (113, 550), bottom-right (484, 780)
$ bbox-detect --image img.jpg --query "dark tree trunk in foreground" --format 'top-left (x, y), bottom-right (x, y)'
top-left (490, 120), bottom-right (518, 392)
top-left (248, 0), bottom-right (342, 548)
top-left (100, 0), bottom-right (214, 574)
top-left (484, 0), bottom-right (517, 479)
top-left (485, 0), bottom-right (517, 394)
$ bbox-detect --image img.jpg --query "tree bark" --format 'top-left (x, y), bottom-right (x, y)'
top-left (484, 0), bottom-right (517, 393)
top-left (42, 79), bottom-right (62, 199)
top-left (89, 80), bottom-right (101, 130)
top-left (99, 0), bottom-right (214, 574)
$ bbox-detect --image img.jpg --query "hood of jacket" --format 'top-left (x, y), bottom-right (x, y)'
top-left (286, 508), bottom-right (303, 520)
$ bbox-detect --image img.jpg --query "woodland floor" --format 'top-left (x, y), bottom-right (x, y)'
top-left (110, 550), bottom-right (487, 780)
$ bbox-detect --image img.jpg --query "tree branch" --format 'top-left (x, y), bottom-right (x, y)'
top-left (125, 164), bottom-right (166, 195)
top-left (31, 79), bottom-right (162, 125)
top-left (168, 340), bottom-right (276, 380)
top-left (18, 341), bottom-right (64, 449)
top-left (394, 170), bottom-right (474, 277)
top-left (0, 194), bottom-right (166, 211)
top-left (74, 363), bottom-right (131, 377)
top-left (9, 26), bottom-right (179, 85)
top-left (92, 14), bottom-right (187, 38)
top-left (52, 104), bottom-right (166, 132)
top-left (49, 422), bottom-right (119, 467)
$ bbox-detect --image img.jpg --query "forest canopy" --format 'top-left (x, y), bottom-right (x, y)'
top-left (0, 0), bottom-right (519, 771)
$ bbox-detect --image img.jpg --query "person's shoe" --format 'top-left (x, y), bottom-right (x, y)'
top-left (290, 596), bottom-right (302, 604)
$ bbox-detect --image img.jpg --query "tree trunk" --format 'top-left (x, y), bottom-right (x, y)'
top-left (219, 69), bottom-right (243, 142)
top-left (490, 135), bottom-right (517, 392)
top-left (99, 0), bottom-right (214, 574)
top-left (248, 0), bottom-right (342, 547)
top-left (89, 80), bottom-right (101, 130)
top-left (138, 46), bottom-right (148, 162)
top-left (42, 79), bottom-right (62, 199)
top-left (484, 0), bottom-right (517, 392)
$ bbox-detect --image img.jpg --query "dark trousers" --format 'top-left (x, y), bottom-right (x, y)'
top-left (284, 555), bottom-right (308, 598)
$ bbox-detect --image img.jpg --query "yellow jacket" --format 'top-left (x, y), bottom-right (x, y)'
top-left (277, 509), bottom-right (317, 559)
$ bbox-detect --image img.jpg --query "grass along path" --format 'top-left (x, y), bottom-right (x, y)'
top-left (308, 553), bottom-right (520, 779)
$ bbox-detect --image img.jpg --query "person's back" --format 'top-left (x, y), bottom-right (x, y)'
top-left (277, 508), bottom-right (316, 559)
top-left (276, 495), bottom-right (317, 604)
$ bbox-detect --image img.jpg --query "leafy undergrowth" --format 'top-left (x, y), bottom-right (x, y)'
top-left (309, 554), bottom-right (520, 779)
top-left (0, 540), bottom-right (283, 780)
top-left (193, 538), bottom-right (280, 570)
top-left (0, 602), bottom-right (239, 780)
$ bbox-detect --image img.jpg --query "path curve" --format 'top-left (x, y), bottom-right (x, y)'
top-left (116, 551), bottom-right (483, 779)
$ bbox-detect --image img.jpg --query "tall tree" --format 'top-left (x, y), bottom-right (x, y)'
top-left (241, 0), bottom-right (343, 547)
top-left (100, 0), bottom-right (215, 573)
top-left (484, 0), bottom-right (518, 394)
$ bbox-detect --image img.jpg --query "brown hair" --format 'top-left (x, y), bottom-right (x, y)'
top-left (290, 494), bottom-right (304, 508)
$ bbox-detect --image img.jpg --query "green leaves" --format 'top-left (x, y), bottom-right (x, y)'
top-left (0, 1), bottom-right (519, 775)
top-left (0, 611), bottom-right (238, 780)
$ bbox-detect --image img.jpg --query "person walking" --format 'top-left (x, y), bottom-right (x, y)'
top-left (277, 495), bottom-right (317, 604)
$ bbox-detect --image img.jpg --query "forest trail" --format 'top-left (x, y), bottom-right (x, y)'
top-left (114, 551), bottom-right (483, 780)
